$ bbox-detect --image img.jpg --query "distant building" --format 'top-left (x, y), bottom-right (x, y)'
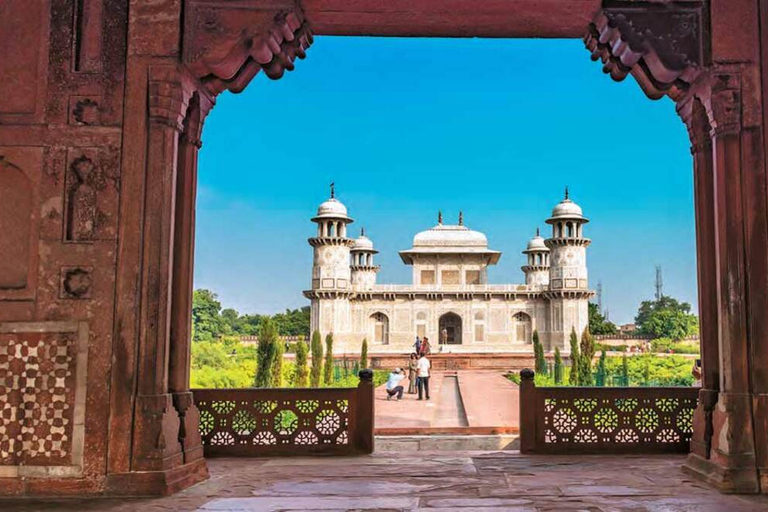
top-left (619, 323), bottom-right (637, 334)
top-left (303, 187), bottom-right (594, 354)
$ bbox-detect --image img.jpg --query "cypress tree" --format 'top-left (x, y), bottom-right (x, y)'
top-left (360, 338), bottom-right (369, 369)
top-left (254, 318), bottom-right (277, 388)
top-left (310, 330), bottom-right (323, 387)
top-left (621, 353), bottom-right (630, 386)
top-left (554, 347), bottom-right (563, 385)
top-left (294, 338), bottom-right (309, 387)
top-left (533, 330), bottom-right (547, 376)
top-left (578, 327), bottom-right (595, 386)
top-left (270, 340), bottom-right (284, 387)
top-left (643, 356), bottom-right (651, 386)
top-left (568, 327), bottom-right (580, 386)
top-left (595, 350), bottom-right (607, 387)
top-left (323, 333), bottom-right (335, 385)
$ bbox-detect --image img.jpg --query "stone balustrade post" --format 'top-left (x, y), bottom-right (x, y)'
top-left (355, 369), bottom-right (375, 454)
top-left (519, 368), bottom-right (536, 454)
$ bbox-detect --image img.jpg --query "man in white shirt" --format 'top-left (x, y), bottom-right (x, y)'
top-left (417, 354), bottom-right (431, 400)
top-left (385, 368), bottom-right (406, 401)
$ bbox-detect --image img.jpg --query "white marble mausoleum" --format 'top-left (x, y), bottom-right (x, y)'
top-left (303, 187), bottom-right (594, 354)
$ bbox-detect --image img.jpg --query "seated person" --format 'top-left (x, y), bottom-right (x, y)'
top-left (385, 368), bottom-right (406, 401)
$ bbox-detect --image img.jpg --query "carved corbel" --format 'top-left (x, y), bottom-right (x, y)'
top-left (183, 1), bottom-right (313, 96)
top-left (585, 1), bottom-right (707, 100)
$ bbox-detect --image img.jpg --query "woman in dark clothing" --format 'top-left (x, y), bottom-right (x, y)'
top-left (407, 353), bottom-right (419, 394)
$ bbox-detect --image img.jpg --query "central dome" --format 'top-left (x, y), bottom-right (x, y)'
top-left (413, 224), bottom-right (488, 248)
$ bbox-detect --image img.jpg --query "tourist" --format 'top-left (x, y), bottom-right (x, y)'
top-left (417, 354), bottom-right (431, 400)
top-left (692, 359), bottom-right (702, 387)
top-left (407, 353), bottom-right (418, 394)
top-left (385, 368), bottom-right (405, 401)
top-left (420, 336), bottom-right (432, 356)
top-left (414, 336), bottom-right (422, 355)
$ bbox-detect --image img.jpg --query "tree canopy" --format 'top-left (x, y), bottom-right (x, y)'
top-left (192, 288), bottom-right (310, 341)
top-left (588, 302), bottom-right (617, 335)
top-left (635, 296), bottom-right (699, 340)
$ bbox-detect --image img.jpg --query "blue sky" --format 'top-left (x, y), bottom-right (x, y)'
top-left (195, 37), bottom-right (696, 324)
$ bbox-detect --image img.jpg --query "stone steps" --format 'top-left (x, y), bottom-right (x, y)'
top-left (375, 434), bottom-right (520, 452)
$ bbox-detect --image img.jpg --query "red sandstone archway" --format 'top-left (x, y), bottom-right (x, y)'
top-left (2, 0), bottom-right (767, 498)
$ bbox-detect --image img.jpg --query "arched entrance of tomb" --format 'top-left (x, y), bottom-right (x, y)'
top-left (371, 312), bottom-right (390, 345)
top-left (512, 312), bottom-right (532, 344)
top-left (0, 0), bottom-right (734, 497)
top-left (439, 312), bottom-right (463, 345)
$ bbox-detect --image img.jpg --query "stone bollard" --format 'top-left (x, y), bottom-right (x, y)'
top-left (355, 369), bottom-right (375, 454)
top-left (519, 368), bottom-right (536, 453)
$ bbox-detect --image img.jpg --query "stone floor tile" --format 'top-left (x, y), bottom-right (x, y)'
top-left (198, 497), bottom-right (418, 511)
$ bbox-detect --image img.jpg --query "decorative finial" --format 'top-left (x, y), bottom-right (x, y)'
top-left (438, 210), bottom-right (443, 225)
top-left (459, 211), bottom-right (464, 226)
top-left (536, 227), bottom-right (540, 237)
top-left (361, 227), bottom-right (365, 237)
top-left (330, 182), bottom-right (335, 199)
top-left (564, 186), bottom-right (569, 200)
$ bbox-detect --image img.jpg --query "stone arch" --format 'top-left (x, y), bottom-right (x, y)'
top-left (512, 311), bottom-right (533, 344)
top-left (370, 312), bottom-right (389, 345)
top-left (438, 312), bottom-right (462, 345)
top-left (0, 157), bottom-right (32, 290)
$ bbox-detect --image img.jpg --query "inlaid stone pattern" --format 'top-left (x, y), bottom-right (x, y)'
top-left (0, 322), bottom-right (88, 477)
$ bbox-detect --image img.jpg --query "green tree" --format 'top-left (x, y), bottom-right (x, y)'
top-left (270, 340), bottom-right (284, 387)
top-left (271, 306), bottom-right (311, 337)
top-left (578, 327), bottom-right (595, 386)
top-left (360, 338), bottom-right (369, 369)
top-left (588, 302), bottom-right (618, 335)
top-left (294, 339), bottom-right (309, 387)
top-left (635, 296), bottom-right (700, 340)
top-left (595, 350), bottom-right (607, 387)
top-left (310, 331), bottom-right (324, 387)
top-left (553, 347), bottom-right (563, 385)
top-left (569, 327), bottom-right (580, 386)
top-left (533, 330), bottom-right (547, 376)
top-left (254, 318), bottom-right (278, 387)
top-left (192, 289), bottom-right (225, 341)
top-left (621, 353), bottom-right (630, 386)
top-left (323, 333), bottom-right (335, 385)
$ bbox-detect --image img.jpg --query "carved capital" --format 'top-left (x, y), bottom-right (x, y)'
top-left (708, 74), bottom-right (742, 136)
top-left (585, 1), bottom-right (706, 100)
top-left (148, 72), bottom-right (187, 132)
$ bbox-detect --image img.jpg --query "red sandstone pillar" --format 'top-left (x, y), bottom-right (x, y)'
top-left (519, 368), bottom-right (536, 453)
top-left (685, 75), bottom-right (760, 493)
top-left (131, 67), bottom-right (188, 473)
top-left (682, 97), bottom-right (720, 461)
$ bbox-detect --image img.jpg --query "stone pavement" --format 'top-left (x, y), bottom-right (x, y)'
top-left (4, 453), bottom-right (768, 511)
top-left (375, 370), bottom-right (519, 432)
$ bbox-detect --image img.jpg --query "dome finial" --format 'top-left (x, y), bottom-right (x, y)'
top-left (438, 210), bottom-right (443, 225)
top-left (536, 227), bottom-right (540, 237)
top-left (330, 181), bottom-right (335, 199)
top-left (459, 211), bottom-right (464, 226)
top-left (361, 226), bottom-right (365, 237)
top-left (564, 186), bottom-right (569, 200)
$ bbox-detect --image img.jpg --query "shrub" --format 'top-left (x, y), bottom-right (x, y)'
top-left (569, 328), bottom-right (580, 386)
top-left (323, 333), bottom-right (334, 385)
top-left (294, 339), bottom-right (309, 387)
top-left (254, 318), bottom-right (278, 388)
top-left (310, 331), bottom-right (323, 387)
top-left (270, 340), bottom-right (284, 387)
top-left (533, 330), bottom-right (547, 376)
top-left (360, 338), bottom-right (368, 369)
top-left (553, 347), bottom-right (563, 385)
top-left (578, 327), bottom-right (595, 386)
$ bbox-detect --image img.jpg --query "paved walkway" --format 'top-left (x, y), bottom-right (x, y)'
top-left (375, 370), bottom-right (519, 432)
top-left (5, 453), bottom-right (768, 511)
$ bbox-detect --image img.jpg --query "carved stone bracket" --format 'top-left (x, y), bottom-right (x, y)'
top-left (585, 1), bottom-right (707, 100)
top-left (184, 1), bottom-right (313, 96)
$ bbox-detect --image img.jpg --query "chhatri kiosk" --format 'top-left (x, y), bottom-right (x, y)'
top-left (303, 187), bottom-right (594, 362)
